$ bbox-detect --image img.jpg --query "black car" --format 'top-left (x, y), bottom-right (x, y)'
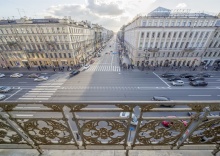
top-left (196, 73), bottom-right (211, 77)
top-left (189, 81), bottom-right (208, 86)
top-left (167, 76), bottom-right (181, 81)
top-left (180, 73), bottom-right (194, 78)
top-left (189, 77), bottom-right (205, 81)
top-left (161, 73), bottom-right (175, 78)
top-left (69, 70), bottom-right (80, 76)
top-left (151, 96), bottom-right (175, 107)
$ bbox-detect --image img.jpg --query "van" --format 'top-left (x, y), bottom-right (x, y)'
top-left (151, 96), bottom-right (175, 107)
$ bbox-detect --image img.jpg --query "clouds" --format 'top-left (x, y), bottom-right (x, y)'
top-left (43, 1), bottom-right (129, 31)
top-left (176, 3), bottom-right (187, 8)
top-left (87, 0), bottom-right (124, 16)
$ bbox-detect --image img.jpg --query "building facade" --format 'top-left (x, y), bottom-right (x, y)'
top-left (0, 17), bottom-right (112, 68)
top-left (122, 7), bottom-right (220, 67)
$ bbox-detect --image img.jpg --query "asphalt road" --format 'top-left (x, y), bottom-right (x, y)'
top-left (0, 36), bottom-right (220, 102)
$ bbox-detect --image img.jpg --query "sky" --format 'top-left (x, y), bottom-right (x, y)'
top-left (0, 0), bottom-right (219, 32)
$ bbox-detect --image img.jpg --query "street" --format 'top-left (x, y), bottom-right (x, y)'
top-left (0, 36), bottom-right (220, 102)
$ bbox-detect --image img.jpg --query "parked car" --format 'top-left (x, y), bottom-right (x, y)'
top-left (162, 116), bottom-right (188, 127)
top-left (69, 70), bottom-right (80, 77)
top-left (0, 86), bottom-right (12, 93)
top-left (10, 73), bottom-right (23, 78)
top-left (189, 81), bottom-right (208, 86)
top-left (161, 73), bottom-right (175, 78)
top-left (0, 73), bottom-right (5, 78)
top-left (171, 80), bottom-right (184, 86)
top-left (0, 94), bottom-right (6, 101)
top-left (119, 112), bottom-right (138, 126)
top-left (34, 76), bottom-right (48, 82)
top-left (151, 96), bottom-right (175, 107)
top-left (167, 76), bottom-right (181, 81)
top-left (180, 73), bottom-right (194, 78)
top-left (83, 64), bottom-right (90, 70)
top-left (196, 73), bottom-right (211, 77)
top-left (28, 73), bottom-right (39, 78)
top-left (189, 77), bottom-right (205, 81)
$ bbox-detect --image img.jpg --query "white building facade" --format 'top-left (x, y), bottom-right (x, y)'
top-left (123, 7), bottom-right (219, 67)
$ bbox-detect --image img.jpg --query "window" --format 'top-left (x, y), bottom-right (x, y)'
top-left (213, 41), bottom-right (218, 47)
top-left (64, 53), bottom-right (67, 58)
top-left (189, 32), bottom-right (193, 38)
top-left (175, 42), bottom-right (179, 48)
top-left (185, 42), bottom-right (189, 48)
top-left (205, 32), bottom-right (209, 38)
top-left (59, 53), bottom-right (62, 58)
top-left (167, 52), bottom-right (170, 57)
top-left (184, 32), bottom-right (188, 38)
top-left (194, 32), bottom-right (198, 38)
top-left (180, 42), bottom-right (184, 48)
top-left (208, 52), bottom-right (213, 57)
top-left (172, 52), bottom-right (175, 57)
top-left (182, 21), bottom-right (186, 26)
top-left (204, 52), bottom-right (208, 57)
top-left (163, 32), bottom-right (166, 38)
top-left (177, 21), bottom-right (180, 26)
top-left (154, 22), bottom-right (157, 26)
top-left (170, 42), bottom-right (173, 48)
top-left (142, 21), bottom-right (146, 26)
top-left (165, 21), bottom-right (169, 26)
top-left (152, 32), bottom-right (155, 38)
top-left (160, 42), bottom-right (163, 48)
top-left (45, 53), bottom-right (48, 58)
top-left (141, 32), bottom-right (144, 38)
top-left (159, 22), bottom-right (163, 26)
top-left (50, 53), bottom-right (53, 58)
top-left (68, 53), bottom-right (71, 58)
top-left (213, 52), bottom-right (217, 57)
top-left (168, 32), bottom-right (171, 38)
top-left (155, 42), bottom-right (158, 48)
top-left (194, 21), bottom-right (197, 26)
top-left (209, 41), bottom-right (213, 48)
top-left (200, 32), bottom-right (204, 38)
top-left (188, 22), bottom-right (191, 26)
top-left (179, 32), bottom-right (182, 38)
top-left (165, 42), bottom-right (168, 48)
top-left (214, 32), bottom-right (218, 37)
top-left (173, 32), bottom-right (177, 38)
top-left (157, 32), bottom-right (160, 38)
top-left (146, 32), bottom-right (149, 38)
top-left (41, 54), bottom-right (44, 58)
top-left (171, 22), bottom-right (175, 26)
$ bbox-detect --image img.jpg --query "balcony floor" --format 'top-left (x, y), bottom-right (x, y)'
top-left (0, 149), bottom-right (218, 156)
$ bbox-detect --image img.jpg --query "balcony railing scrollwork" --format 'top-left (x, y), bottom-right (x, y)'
top-left (0, 101), bottom-right (219, 155)
top-left (183, 47), bottom-right (196, 52)
top-left (147, 48), bottom-right (160, 52)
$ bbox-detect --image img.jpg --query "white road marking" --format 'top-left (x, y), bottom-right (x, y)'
top-left (188, 95), bottom-right (211, 96)
top-left (3, 89), bottom-right (22, 101)
top-left (153, 72), bottom-right (171, 87)
top-left (16, 114), bottom-right (34, 117)
top-left (36, 86), bottom-right (60, 88)
top-left (111, 55), bottom-right (114, 66)
top-left (31, 88), bottom-right (57, 91)
top-left (18, 98), bottom-right (49, 100)
top-left (18, 82), bottom-right (27, 83)
top-left (29, 91), bottom-right (56, 93)
top-left (22, 95), bottom-right (51, 98)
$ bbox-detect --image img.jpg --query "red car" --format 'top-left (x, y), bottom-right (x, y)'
top-left (162, 116), bottom-right (187, 127)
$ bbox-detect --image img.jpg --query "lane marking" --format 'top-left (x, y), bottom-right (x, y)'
top-left (188, 95), bottom-right (211, 96)
top-left (36, 86), bottom-right (60, 88)
top-left (153, 72), bottom-right (171, 87)
top-left (18, 98), bottom-right (49, 100)
top-left (29, 91), bottom-right (56, 93)
top-left (111, 55), bottom-right (114, 66)
top-left (3, 89), bottom-right (22, 101)
top-left (22, 96), bottom-right (51, 98)
top-left (18, 82), bottom-right (27, 83)
top-left (16, 114), bottom-right (34, 117)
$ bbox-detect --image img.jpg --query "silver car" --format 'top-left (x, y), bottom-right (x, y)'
top-left (0, 73), bottom-right (5, 78)
top-left (0, 86), bottom-right (12, 93)
top-left (34, 76), bottom-right (48, 82)
top-left (171, 80), bottom-right (184, 86)
top-left (0, 94), bottom-right (6, 101)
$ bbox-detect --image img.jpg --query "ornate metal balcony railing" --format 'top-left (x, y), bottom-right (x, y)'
top-left (148, 48), bottom-right (160, 52)
top-left (0, 101), bottom-right (219, 155)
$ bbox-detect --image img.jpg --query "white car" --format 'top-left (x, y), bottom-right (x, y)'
top-left (119, 112), bottom-right (139, 126)
top-left (34, 76), bottom-right (48, 82)
top-left (0, 73), bottom-right (5, 78)
top-left (10, 73), bottom-right (23, 78)
top-left (83, 64), bottom-right (90, 70)
top-left (0, 94), bottom-right (6, 101)
top-left (171, 80), bottom-right (184, 86)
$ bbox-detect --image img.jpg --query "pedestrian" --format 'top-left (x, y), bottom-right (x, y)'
top-left (7, 66), bottom-right (10, 70)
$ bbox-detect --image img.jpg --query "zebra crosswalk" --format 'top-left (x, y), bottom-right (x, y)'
top-left (86, 65), bottom-right (120, 72)
top-left (18, 73), bottom-right (69, 101)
